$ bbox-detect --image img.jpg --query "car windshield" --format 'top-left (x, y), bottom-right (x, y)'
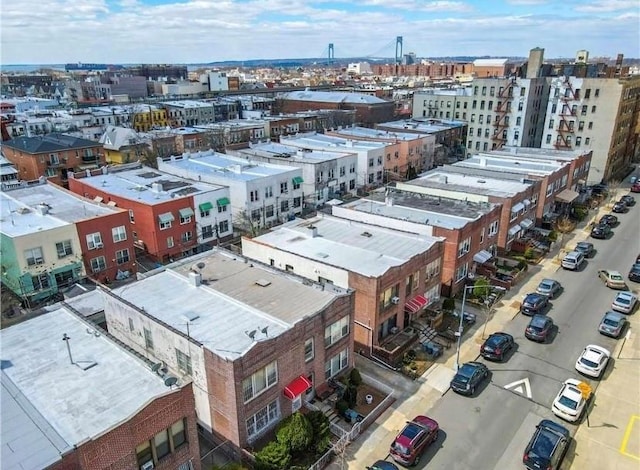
top-left (486, 336), bottom-right (502, 347)
top-left (457, 364), bottom-right (476, 380)
top-left (531, 317), bottom-right (547, 327)
top-left (558, 395), bottom-right (578, 410)
top-left (615, 297), bottom-right (631, 305)
top-left (611, 274), bottom-right (623, 281)
top-left (579, 357), bottom-right (599, 368)
top-left (539, 281), bottom-right (553, 290)
top-left (391, 442), bottom-right (410, 455)
top-left (604, 318), bottom-right (620, 327)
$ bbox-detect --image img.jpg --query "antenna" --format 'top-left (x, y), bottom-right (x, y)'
top-left (62, 333), bottom-right (73, 364)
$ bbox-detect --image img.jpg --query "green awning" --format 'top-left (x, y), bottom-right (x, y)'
top-left (199, 202), bottom-right (213, 212)
top-left (179, 207), bottom-right (194, 218)
top-left (158, 212), bottom-right (175, 224)
top-left (216, 197), bottom-right (230, 207)
top-left (292, 176), bottom-right (304, 184)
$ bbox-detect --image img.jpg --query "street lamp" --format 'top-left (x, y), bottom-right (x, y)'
top-left (455, 284), bottom-right (477, 371)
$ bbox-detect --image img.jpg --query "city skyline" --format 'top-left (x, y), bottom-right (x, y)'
top-left (0, 0), bottom-right (639, 65)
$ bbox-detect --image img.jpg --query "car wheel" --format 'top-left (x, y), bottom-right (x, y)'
top-left (470, 385), bottom-right (475, 395)
top-left (413, 455), bottom-right (420, 466)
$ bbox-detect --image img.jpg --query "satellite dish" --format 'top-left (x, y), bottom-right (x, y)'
top-left (164, 376), bottom-right (178, 387)
top-left (245, 330), bottom-right (257, 340)
top-left (261, 326), bottom-right (269, 336)
top-left (151, 362), bottom-right (163, 373)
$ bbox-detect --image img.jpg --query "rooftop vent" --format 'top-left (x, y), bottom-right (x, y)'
top-left (477, 179), bottom-right (486, 183)
top-left (16, 207), bottom-right (31, 215)
top-left (361, 231), bottom-right (373, 238)
top-left (255, 279), bottom-right (272, 287)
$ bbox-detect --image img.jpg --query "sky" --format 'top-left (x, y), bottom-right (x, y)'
top-left (1, 0), bottom-right (638, 64)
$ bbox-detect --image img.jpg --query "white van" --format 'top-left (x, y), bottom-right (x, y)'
top-left (562, 251), bottom-right (585, 270)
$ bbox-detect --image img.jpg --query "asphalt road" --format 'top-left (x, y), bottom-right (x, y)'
top-left (413, 201), bottom-right (639, 470)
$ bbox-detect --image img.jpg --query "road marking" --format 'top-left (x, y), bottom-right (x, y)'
top-left (620, 415), bottom-right (640, 461)
top-left (504, 377), bottom-right (532, 399)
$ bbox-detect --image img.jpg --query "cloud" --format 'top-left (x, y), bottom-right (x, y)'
top-left (576, 0), bottom-right (639, 12)
top-left (505, 0), bottom-right (549, 5)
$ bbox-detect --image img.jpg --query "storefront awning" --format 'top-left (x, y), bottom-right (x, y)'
top-left (511, 202), bottom-right (525, 213)
top-left (520, 218), bottom-right (535, 230)
top-left (216, 197), bottom-right (230, 207)
top-left (158, 212), bottom-right (175, 224)
top-left (179, 207), bottom-right (194, 218)
top-left (555, 189), bottom-right (579, 203)
top-left (283, 375), bottom-right (312, 400)
top-left (199, 202), bottom-right (213, 212)
top-left (292, 176), bottom-right (304, 184)
top-left (405, 295), bottom-right (428, 314)
top-left (473, 250), bottom-right (493, 264)
top-left (508, 224), bottom-right (522, 237)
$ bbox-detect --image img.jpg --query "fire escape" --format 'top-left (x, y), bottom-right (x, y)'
top-left (492, 78), bottom-right (515, 150)
top-left (554, 77), bottom-right (578, 149)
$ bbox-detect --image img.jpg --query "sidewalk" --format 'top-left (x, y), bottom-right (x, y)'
top-left (330, 201), bottom-right (619, 469)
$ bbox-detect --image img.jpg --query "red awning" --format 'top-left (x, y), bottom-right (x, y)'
top-left (283, 375), bottom-right (312, 400)
top-left (404, 295), bottom-right (428, 313)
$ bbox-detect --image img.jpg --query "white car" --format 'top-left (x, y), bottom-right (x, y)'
top-left (552, 379), bottom-right (592, 423)
top-left (575, 345), bottom-right (611, 378)
top-left (611, 291), bottom-right (638, 314)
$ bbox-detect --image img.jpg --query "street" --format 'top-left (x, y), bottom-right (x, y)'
top-left (379, 197), bottom-right (639, 470)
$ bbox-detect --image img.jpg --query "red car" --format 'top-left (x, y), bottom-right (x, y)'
top-left (389, 415), bottom-right (439, 466)
top-left (631, 183), bottom-right (640, 193)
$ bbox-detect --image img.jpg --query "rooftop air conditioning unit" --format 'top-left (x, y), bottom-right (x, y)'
top-left (391, 296), bottom-right (400, 305)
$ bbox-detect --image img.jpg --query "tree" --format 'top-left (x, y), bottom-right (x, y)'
top-left (472, 278), bottom-right (491, 300)
top-left (276, 412), bottom-right (313, 455)
top-left (349, 368), bottom-right (363, 387)
top-left (307, 410), bottom-right (331, 453)
top-left (343, 384), bottom-right (358, 408)
top-left (254, 441), bottom-right (291, 470)
top-left (442, 297), bottom-right (456, 312)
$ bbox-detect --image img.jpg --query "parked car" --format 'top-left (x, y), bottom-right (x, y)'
top-left (561, 251), bottom-right (585, 270)
top-left (575, 345), bottom-right (610, 378)
top-left (367, 461), bottom-right (399, 470)
top-left (611, 291), bottom-right (638, 314)
top-left (525, 314), bottom-right (554, 342)
top-left (590, 223), bottom-right (611, 239)
top-left (480, 332), bottom-right (515, 361)
top-left (574, 241), bottom-right (595, 258)
top-left (612, 201), bottom-right (628, 213)
top-left (552, 378), bottom-right (591, 423)
top-left (536, 279), bottom-right (562, 298)
top-left (631, 182), bottom-right (640, 193)
top-left (450, 361), bottom-right (489, 396)
top-left (621, 194), bottom-right (636, 206)
top-left (628, 263), bottom-right (640, 283)
top-left (598, 270), bottom-right (626, 289)
top-left (389, 415), bottom-right (439, 466)
top-left (599, 214), bottom-right (618, 226)
top-left (522, 419), bottom-right (570, 470)
top-left (598, 310), bottom-right (628, 338)
top-left (520, 293), bottom-right (550, 315)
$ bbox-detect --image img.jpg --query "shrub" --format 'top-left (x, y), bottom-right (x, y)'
top-left (254, 441), bottom-right (291, 470)
top-left (276, 412), bottom-right (312, 454)
top-left (524, 248), bottom-right (536, 260)
top-left (344, 384), bottom-right (358, 408)
top-left (574, 207), bottom-right (588, 221)
top-left (442, 297), bottom-right (456, 312)
top-left (307, 410), bottom-right (331, 453)
top-left (472, 277), bottom-right (491, 299)
top-left (336, 399), bottom-right (349, 416)
top-left (403, 349), bottom-right (417, 365)
top-left (547, 230), bottom-right (558, 241)
top-left (349, 368), bottom-right (363, 387)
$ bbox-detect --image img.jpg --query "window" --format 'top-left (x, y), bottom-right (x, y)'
top-left (576, 136), bottom-right (582, 146)
top-left (349, 179), bottom-right (355, 190)
top-left (32, 273), bottom-right (50, 290)
top-left (265, 186), bottom-right (273, 198)
top-left (349, 163), bottom-right (356, 174)
top-left (548, 119), bottom-right (554, 129)
top-left (379, 284), bottom-right (399, 310)
top-left (304, 338), bottom-right (314, 362)
top-left (280, 200), bottom-right (289, 212)
top-left (159, 219), bottom-right (172, 230)
top-left (546, 134), bottom-right (552, 144)
top-left (339, 166), bottom-right (346, 176)
top-left (265, 205), bottom-right (274, 218)
top-left (458, 237), bottom-right (471, 257)
top-left (243, 361), bottom-right (278, 402)
top-left (218, 220), bottom-right (229, 233)
top-left (325, 348), bottom-right (349, 379)
top-left (112, 225), bottom-right (127, 242)
top-left (516, 116), bottom-right (521, 126)
top-left (167, 236), bottom-right (174, 248)
top-left (56, 240), bottom-right (73, 258)
top-left (585, 88), bottom-right (591, 99)
top-left (86, 232), bottom-right (103, 250)
top-left (588, 121), bottom-right (593, 130)
top-left (280, 182), bottom-right (288, 194)
top-left (143, 327), bottom-right (154, 350)
top-left (581, 105), bottom-right (587, 116)
top-left (455, 262), bottom-right (469, 282)
top-left (115, 248), bottom-right (130, 265)
top-left (217, 204), bottom-right (227, 213)
top-left (181, 231), bottom-right (193, 243)
top-left (250, 189), bottom-right (259, 202)
top-left (591, 105), bottom-right (596, 113)
top-left (154, 429), bottom-right (170, 460)
top-left (246, 400), bottom-right (279, 439)
top-left (171, 419), bottom-right (187, 449)
top-left (129, 209), bottom-right (135, 223)
top-left (578, 121), bottom-right (584, 131)
top-left (595, 88), bottom-right (600, 97)
top-left (180, 214), bottom-right (191, 224)
top-left (325, 315), bottom-right (350, 348)
top-left (136, 441), bottom-right (153, 469)
top-left (202, 225), bottom-right (214, 239)
top-left (585, 137), bottom-right (590, 145)
top-left (489, 220), bottom-right (499, 236)
top-left (90, 256), bottom-right (106, 273)
top-left (425, 259), bottom-right (441, 280)
top-left (175, 348), bottom-right (192, 375)
top-left (293, 196), bottom-right (301, 208)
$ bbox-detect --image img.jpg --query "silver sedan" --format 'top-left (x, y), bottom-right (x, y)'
top-left (536, 279), bottom-right (562, 299)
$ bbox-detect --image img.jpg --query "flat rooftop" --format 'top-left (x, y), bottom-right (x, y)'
top-left (442, 164), bottom-right (535, 182)
top-left (238, 142), bottom-right (353, 163)
top-left (282, 132), bottom-right (390, 151)
top-left (493, 146), bottom-right (590, 162)
top-left (74, 165), bottom-right (224, 205)
top-left (406, 170), bottom-right (532, 198)
top-left (251, 214), bottom-right (442, 276)
top-left (341, 189), bottom-right (496, 230)
top-left (330, 126), bottom-right (427, 141)
top-left (1, 191), bottom-right (71, 237)
top-left (1, 307), bottom-right (170, 470)
top-left (159, 151), bottom-right (299, 183)
top-left (457, 154), bottom-right (566, 176)
top-left (376, 119), bottom-right (466, 133)
top-left (113, 249), bottom-right (347, 360)
top-left (163, 100), bottom-right (213, 108)
top-left (281, 90), bottom-right (388, 105)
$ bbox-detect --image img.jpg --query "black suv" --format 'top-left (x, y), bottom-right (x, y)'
top-left (523, 419), bottom-right (570, 470)
top-left (520, 293), bottom-right (549, 315)
top-left (599, 214), bottom-right (618, 227)
top-left (590, 223), bottom-right (611, 239)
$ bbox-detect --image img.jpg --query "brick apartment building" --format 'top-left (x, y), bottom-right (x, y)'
top-left (2, 133), bottom-right (104, 185)
top-left (1, 305), bottom-right (200, 470)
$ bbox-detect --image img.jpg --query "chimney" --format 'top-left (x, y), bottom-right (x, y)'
top-left (307, 225), bottom-right (318, 237)
top-left (188, 271), bottom-right (202, 287)
top-left (526, 47), bottom-right (545, 79)
top-left (36, 204), bottom-right (49, 215)
top-left (151, 182), bottom-right (163, 193)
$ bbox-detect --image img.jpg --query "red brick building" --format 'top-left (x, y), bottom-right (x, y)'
top-left (1, 133), bottom-right (104, 185)
top-left (0, 305), bottom-right (201, 470)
